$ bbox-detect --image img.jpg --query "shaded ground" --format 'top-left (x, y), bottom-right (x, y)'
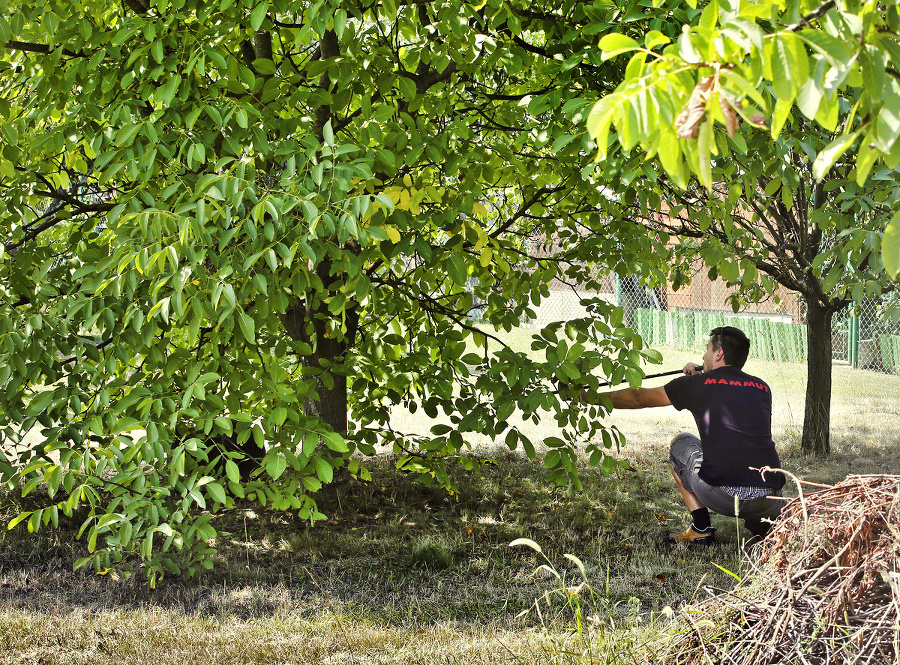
top-left (2, 343), bottom-right (898, 663)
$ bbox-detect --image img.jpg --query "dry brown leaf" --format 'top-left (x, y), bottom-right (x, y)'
top-left (719, 93), bottom-right (739, 137)
top-left (675, 76), bottom-right (715, 139)
top-left (748, 112), bottom-right (768, 128)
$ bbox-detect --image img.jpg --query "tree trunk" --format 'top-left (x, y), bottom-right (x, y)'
top-left (280, 308), bottom-right (356, 435)
top-left (801, 297), bottom-right (837, 456)
top-left (304, 342), bottom-right (351, 434)
top-left (279, 251), bottom-right (360, 436)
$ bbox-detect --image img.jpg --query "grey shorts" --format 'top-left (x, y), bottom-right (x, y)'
top-left (669, 432), bottom-right (782, 522)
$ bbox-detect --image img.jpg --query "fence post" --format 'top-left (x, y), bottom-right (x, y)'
top-left (849, 313), bottom-right (859, 368)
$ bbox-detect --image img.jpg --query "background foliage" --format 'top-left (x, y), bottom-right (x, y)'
top-left (587, 0), bottom-right (900, 454)
top-left (588, 0), bottom-right (900, 277)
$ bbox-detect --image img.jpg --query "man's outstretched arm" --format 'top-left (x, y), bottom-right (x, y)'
top-left (573, 385), bottom-right (671, 409)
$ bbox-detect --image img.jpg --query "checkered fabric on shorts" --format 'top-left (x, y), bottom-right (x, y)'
top-left (720, 486), bottom-right (770, 500)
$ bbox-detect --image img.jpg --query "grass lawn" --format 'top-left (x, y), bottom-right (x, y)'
top-left (1, 335), bottom-right (899, 664)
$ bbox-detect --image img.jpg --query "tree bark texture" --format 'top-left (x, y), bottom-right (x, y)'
top-left (279, 253), bottom-right (360, 436)
top-left (801, 296), bottom-right (837, 456)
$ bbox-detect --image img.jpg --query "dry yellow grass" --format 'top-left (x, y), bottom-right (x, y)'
top-left (0, 608), bottom-right (551, 665)
top-left (1, 336), bottom-right (898, 664)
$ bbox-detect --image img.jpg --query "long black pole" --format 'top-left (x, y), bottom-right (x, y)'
top-left (553, 368), bottom-right (684, 393)
top-left (595, 368), bottom-right (684, 388)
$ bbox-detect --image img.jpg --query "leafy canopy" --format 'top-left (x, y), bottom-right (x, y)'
top-left (0, 0), bottom-right (679, 583)
top-left (587, 0), bottom-right (900, 279)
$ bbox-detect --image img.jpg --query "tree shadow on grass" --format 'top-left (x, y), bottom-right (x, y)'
top-left (0, 449), bottom-right (774, 626)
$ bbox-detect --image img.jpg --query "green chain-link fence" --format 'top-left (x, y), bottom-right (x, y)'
top-left (632, 308), bottom-right (813, 364)
top-left (831, 298), bottom-right (900, 374)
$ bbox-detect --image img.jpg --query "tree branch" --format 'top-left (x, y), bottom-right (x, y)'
top-left (786, 0), bottom-right (837, 31)
top-left (5, 40), bottom-right (87, 58)
top-left (59, 339), bottom-right (116, 366)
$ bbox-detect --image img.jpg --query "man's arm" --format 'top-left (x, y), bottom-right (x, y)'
top-left (576, 385), bottom-right (671, 409)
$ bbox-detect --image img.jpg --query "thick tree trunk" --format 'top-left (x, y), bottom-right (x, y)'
top-left (801, 297), bottom-right (837, 456)
top-left (303, 335), bottom-right (353, 435)
top-left (279, 251), bottom-right (360, 436)
top-left (294, 27), bottom-right (348, 435)
top-left (280, 308), bottom-right (356, 435)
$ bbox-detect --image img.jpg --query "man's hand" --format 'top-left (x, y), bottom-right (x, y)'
top-left (683, 363), bottom-right (703, 375)
top-left (556, 382), bottom-right (584, 401)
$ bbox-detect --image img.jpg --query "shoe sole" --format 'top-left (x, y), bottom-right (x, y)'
top-left (666, 535), bottom-right (715, 546)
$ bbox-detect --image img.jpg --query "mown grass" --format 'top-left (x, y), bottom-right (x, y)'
top-left (2, 338), bottom-right (899, 664)
top-left (0, 453), bottom-right (737, 664)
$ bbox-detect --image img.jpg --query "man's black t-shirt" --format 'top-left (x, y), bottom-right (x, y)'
top-left (664, 366), bottom-right (785, 489)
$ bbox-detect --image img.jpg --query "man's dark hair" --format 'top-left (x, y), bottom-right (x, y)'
top-left (709, 326), bottom-right (750, 369)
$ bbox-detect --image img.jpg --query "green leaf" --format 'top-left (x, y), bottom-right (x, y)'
top-left (854, 143), bottom-right (879, 186)
top-left (599, 34), bottom-right (641, 61)
top-left (8, 512), bottom-right (32, 530)
top-left (253, 58), bottom-right (277, 75)
top-left (252, 273), bottom-right (268, 295)
top-left (225, 460), bottom-right (242, 483)
top-left (874, 95), bottom-right (900, 153)
top-left (206, 482), bottom-right (227, 504)
top-left (795, 77), bottom-right (821, 120)
top-left (771, 97), bottom-right (793, 139)
top-left (397, 77), bottom-right (416, 101)
top-left (446, 254), bottom-right (467, 286)
top-left (657, 131), bottom-right (684, 184)
top-left (883, 211), bottom-right (900, 280)
top-left (543, 449), bottom-right (561, 469)
top-left (272, 407), bottom-right (287, 426)
top-left (768, 36), bottom-right (795, 100)
top-left (587, 93), bottom-right (624, 161)
top-left (266, 455), bottom-right (287, 481)
top-left (25, 390), bottom-right (55, 416)
top-left (860, 46), bottom-right (886, 100)
top-left (214, 417), bottom-right (233, 435)
top-left (322, 431), bottom-right (348, 453)
top-left (250, 1), bottom-right (269, 31)
top-left (797, 29), bottom-right (853, 66)
top-left (697, 117), bottom-right (713, 189)
top-left (496, 400), bottom-right (515, 422)
top-left (156, 75), bottom-right (181, 107)
top-left (237, 310), bottom-right (256, 344)
top-left (314, 456), bottom-right (334, 483)
top-left (644, 30), bottom-right (670, 50)
top-left (601, 455), bottom-right (617, 475)
top-left (813, 132), bottom-right (860, 180)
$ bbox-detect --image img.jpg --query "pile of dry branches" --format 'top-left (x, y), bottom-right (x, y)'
top-left (665, 474), bottom-right (900, 665)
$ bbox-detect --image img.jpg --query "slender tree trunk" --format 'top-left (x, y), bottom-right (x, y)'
top-left (801, 296), bottom-right (837, 456)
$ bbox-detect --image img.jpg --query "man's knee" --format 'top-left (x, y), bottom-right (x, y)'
top-left (669, 432), bottom-right (700, 466)
top-left (669, 431), bottom-right (697, 449)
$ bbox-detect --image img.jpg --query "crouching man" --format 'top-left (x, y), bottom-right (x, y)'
top-left (563, 326), bottom-right (784, 544)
